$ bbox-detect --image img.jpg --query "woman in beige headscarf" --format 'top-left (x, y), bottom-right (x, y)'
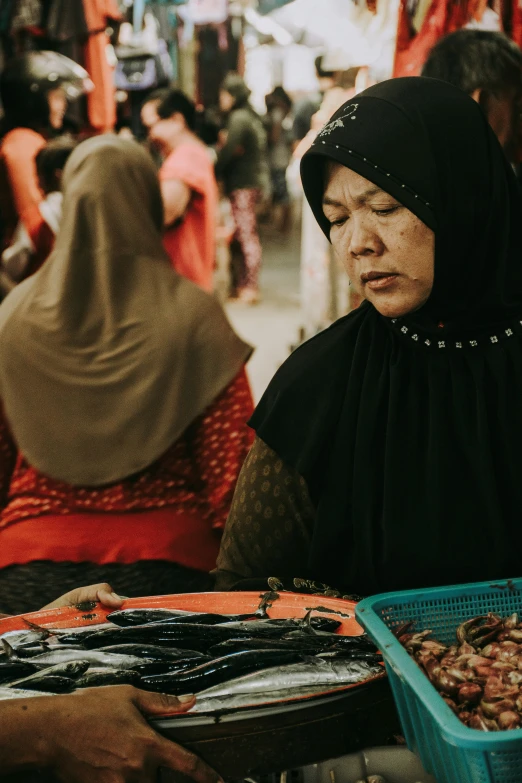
top-left (0, 135), bottom-right (254, 614)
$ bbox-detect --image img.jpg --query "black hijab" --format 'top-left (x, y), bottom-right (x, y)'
top-left (250, 77), bottom-right (522, 596)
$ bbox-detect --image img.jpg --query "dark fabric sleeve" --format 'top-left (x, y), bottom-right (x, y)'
top-left (214, 436), bottom-right (316, 591)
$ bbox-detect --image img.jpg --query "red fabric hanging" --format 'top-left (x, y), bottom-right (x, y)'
top-left (82, 0), bottom-right (122, 133)
top-left (394, 0), bottom-right (471, 77)
top-left (510, 0), bottom-right (522, 46)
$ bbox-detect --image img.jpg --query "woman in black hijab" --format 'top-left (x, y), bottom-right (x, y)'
top-left (215, 76), bottom-right (522, 597)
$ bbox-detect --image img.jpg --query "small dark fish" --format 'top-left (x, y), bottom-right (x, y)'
top-left (8, 660), bottom-right (90, 689)
top-left (97, 644), bottom-right (202, 661)
top-left (217, 621), bottom-right (296, 638)
top-left (21, 619), bottom-right (53, 641)
top-left (141, 649), bottom-right (303, 695)
top-left (256, 617), bottom-right (342, 633)
top-left (0, 628), bottom-right (51, 649)
top-left (106, 609), bottom-right (200, 627)
top-left (283, 629), bottom-right (377, 650)
top-left (26, 649), bottom-right (145, 669)
top-left (152, 613), bottom-right (254, 627)
top-left (329, 635), bottom-right (379, 652)
top-left (70, 623), bottom-right (209, 649)
top-left (8, 675), bottom-right (74, 693)
top-left (316, 651), bottom-right (383, 663)
top-left (1, 638), bottom-right (50, 659)
top-left (78, 623), bottom-right (272, 652)
top-left (307, 617), bottom-right (342, 633)
top-left (107, 609), bottom-right (255, 628)
top-left (207, 638), bottom-right (328, 656)
top-left (287, 609), bottom-right (331, 637)
top-left (0, 661), bottom-right (39, 684)
top-left (54, 633), bottom-right (92, 646)
top-left (2, 642), bottom-right (49, 659)
top-left (133, 658), bottom-right (210, 677)
top-left (255, 591), bottom-right (280, 618)
top-left (74, 669), bottom-right (141, 688)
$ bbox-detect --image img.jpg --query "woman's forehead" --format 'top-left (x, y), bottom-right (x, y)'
top-left (323, 162), bottom-right (391, 205)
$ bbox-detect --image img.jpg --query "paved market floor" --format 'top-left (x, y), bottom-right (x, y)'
top-left (225, 221), bottom-right (302, 403)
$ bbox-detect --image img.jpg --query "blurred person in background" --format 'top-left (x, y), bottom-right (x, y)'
top-left (265, 86), bottom-right (294, 233)
top-left (216, 73), bottom-right (270, 305)
top-left (0, 135), bottom-right (254, 615)
top-left (1, 136), bottom-right (77, 293)
top-left (293, 66), bottom-right (364, 340)
top-left (0, 52), bottom-right (89, 280)
top-left (422, 30), bottom-right (522, 162)
top-left (291, 56), bottom-right (336, 148)
top-left (141, 88), bottom-right (218, 292)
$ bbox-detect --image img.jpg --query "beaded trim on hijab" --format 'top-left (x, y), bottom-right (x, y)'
top-left (387, 316), bottom-right (522, 351)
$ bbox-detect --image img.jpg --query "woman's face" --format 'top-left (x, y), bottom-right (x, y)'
top-left (48, 88), bottom-right (67, 130)
top-left (323, 163), bottom-right (435, 319)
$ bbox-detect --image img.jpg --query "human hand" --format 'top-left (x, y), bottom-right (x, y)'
top-left (36, 686), bottom-right (222, 783)
top-left (41, 582), bottom-right (124, 611)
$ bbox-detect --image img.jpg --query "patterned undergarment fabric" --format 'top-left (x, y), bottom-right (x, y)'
top-left (0, 560), bottom-right (214, 615)
top-left (215, 436), bottom-right (315, 591)
top-left (229, 188), bottom-right (263, 291)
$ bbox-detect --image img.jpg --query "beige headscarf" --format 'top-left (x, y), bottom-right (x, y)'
top-left (0, 135), bottom-right (252, 486)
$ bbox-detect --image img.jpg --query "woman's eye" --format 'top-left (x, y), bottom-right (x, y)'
top-left (374, 206), bottom-right (398, 216)
top-left (329, 216), bottom-right (348, 227)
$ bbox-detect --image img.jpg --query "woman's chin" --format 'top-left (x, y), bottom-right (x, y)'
top-left (371, 298), bottom-right (420, 320)
top-left (368, 291), bottom-right (431, 320)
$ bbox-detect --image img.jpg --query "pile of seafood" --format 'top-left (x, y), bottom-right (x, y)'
top-left (399, 612), bottom-right (522, 731)
top-left (0, 597), bottom-right (383, 713)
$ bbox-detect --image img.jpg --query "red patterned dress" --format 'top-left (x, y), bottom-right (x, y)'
top-left (0, 369), bottom-right (254, 614)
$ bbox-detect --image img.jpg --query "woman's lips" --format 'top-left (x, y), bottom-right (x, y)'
top-left (361, 272), bottom-right (399, 291)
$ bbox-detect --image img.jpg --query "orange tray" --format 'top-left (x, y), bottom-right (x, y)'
top-left (0, 590), bottom-right (362, 635)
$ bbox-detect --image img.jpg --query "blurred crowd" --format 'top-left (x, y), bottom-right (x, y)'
top-left (0, 51), bottom-right (370, 314)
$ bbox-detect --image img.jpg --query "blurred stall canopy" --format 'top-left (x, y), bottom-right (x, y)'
top-left (267, 0), bottom-right (399, 73)
top-left (177, 0), bottom-right (229, 24)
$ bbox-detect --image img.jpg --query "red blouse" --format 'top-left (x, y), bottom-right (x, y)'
top-left (0, 129), bottom-right (54, 273)
top-left (0, 369), bottom-right (254, 572)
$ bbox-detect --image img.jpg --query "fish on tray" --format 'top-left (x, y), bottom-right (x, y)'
top-left (0, 598), bottom-right (381, 708)
top-left (141, 650), bottom-right (303, 694)
top-left (8, 647), bottom-right (149, 670)
top-left (106, 609), bottom-right (257, 627)
top-left (74, 668), bottom-right (142, 688)
top-left (190, 659), bottom-right (383, 713)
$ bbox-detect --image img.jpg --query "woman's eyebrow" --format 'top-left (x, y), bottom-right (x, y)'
top-left (322, 195), bottom-right (345, 208)
top-left (322, 186), bottom-right (387, 208)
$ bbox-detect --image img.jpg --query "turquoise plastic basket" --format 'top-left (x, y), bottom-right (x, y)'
top-left (356, 577), bottom-right (522, 783)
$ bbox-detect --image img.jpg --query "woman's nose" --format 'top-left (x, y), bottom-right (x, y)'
top-left (349, 219), bottom-right (382, 258)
